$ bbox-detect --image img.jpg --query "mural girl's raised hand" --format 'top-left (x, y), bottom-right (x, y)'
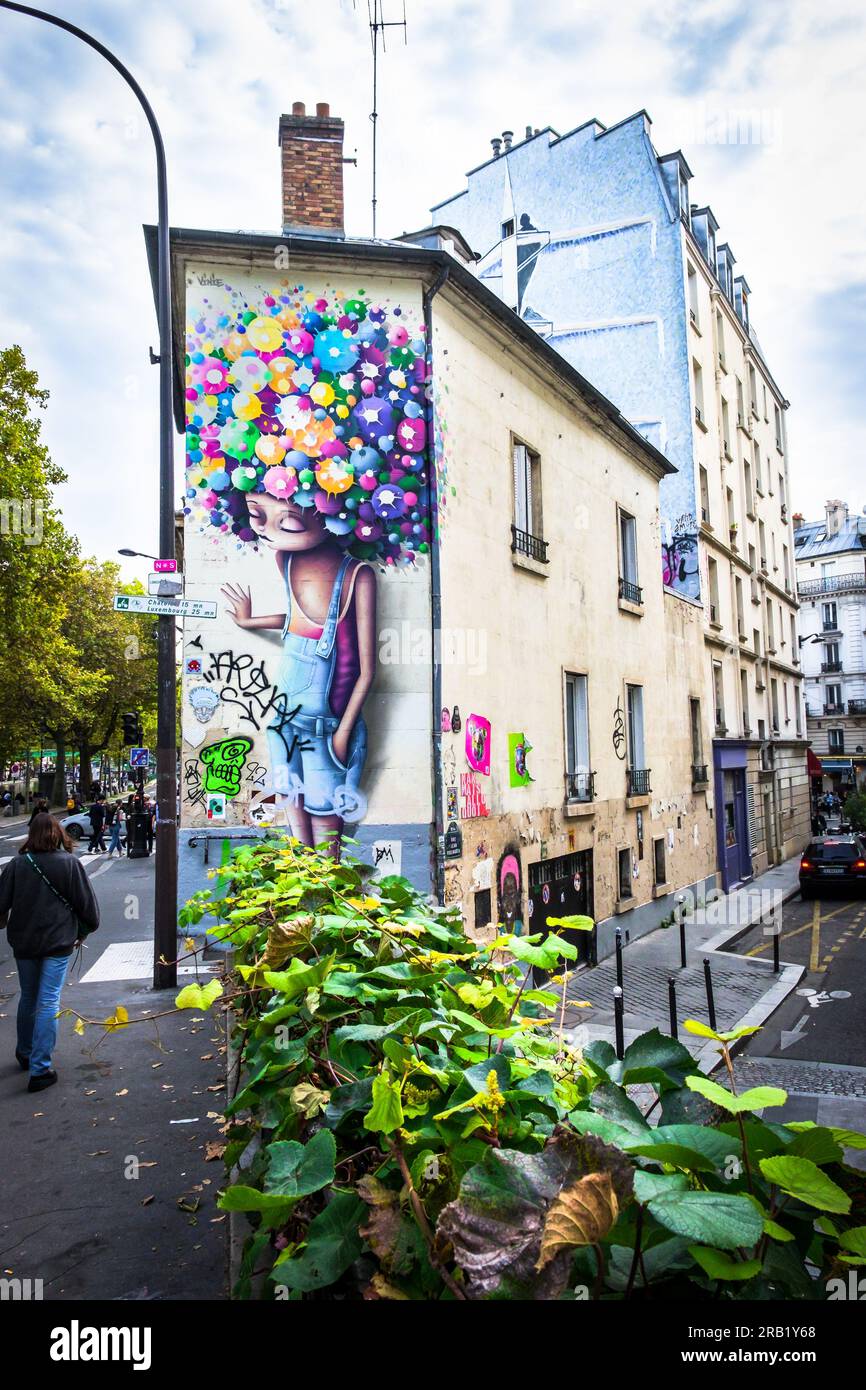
top-left (220, 582), bottom-right (284, 631)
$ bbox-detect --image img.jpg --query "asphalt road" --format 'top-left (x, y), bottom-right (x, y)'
top-left (725, 891), bottom-right (866, 1066)
top-left (0, 841), bottom-right (228, 1300)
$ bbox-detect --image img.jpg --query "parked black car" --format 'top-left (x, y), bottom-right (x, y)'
top-left (799, 834), bottom-right (866, 898)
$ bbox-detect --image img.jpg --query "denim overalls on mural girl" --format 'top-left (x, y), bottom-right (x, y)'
top-left (266, 553), bottom-right (368, 818)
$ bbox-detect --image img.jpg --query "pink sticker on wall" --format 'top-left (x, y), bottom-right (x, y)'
top-left (465, 713), bottom-right (491, 776)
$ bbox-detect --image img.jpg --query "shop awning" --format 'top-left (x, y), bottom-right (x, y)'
top-left (821, 759), bottom-right (854, 773)
top-left (807, 749), bottom-right (823, 777)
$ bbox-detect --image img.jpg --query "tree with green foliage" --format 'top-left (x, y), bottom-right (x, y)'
top-left (0, 345), bottom-right (84, 776)
top-left (843, 790), bottom-right (866, 832)
top-left (39, 560), bottom-right (159, 800)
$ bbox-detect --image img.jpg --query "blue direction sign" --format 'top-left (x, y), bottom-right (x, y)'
top-left (130, 747), bottom-right (149, 769)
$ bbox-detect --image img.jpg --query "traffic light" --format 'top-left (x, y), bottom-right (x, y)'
top-left (122, 711), bottom-right (142, 745)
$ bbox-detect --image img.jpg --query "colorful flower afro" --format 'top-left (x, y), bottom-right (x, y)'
top-left (183, 283), bottom-right (431, 565)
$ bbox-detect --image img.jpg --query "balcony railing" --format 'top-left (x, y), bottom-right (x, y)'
top-left (692, 763), bottom-right (709, 786)
top-left (824, 703), bottom-right (845, 715)
top-left (511, 525), bottom-right (548, 564)
top-left (626, 767), bottom-right (652, 797)
top-left (821, 661), bottom-right (843, 673)
top-left (618, 576), bottom-right (643, 606)
top-left (798, 573), bottom-right (866, 598)
top-left (565, 770), bottom-right (595, 803)
top-left (849, 699), bottom-right (866, 716)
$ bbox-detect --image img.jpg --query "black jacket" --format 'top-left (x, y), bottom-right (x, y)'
top-left (0, 851), bottom-right (100, 958)
top-left (89, 802), bottom-right (105, 829)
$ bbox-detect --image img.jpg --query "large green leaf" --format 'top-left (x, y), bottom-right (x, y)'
top-left (217, 1185), bottom-right (296, 1219)
top-left (688, 1247), bottom-right (762, 1281)
top-left (264, 1130), bottom-right (336, 1198)
top-left (174, 978), bottom-right (223, 1011)
top-left (269, 1192), bottom-right (366, 1292)
top-left (686, 1075), bottom-right (787, 1114)
top-left (363, 1074), bottom-right (404, 1134)
top-left (589, 1081), bottom-right (650, 1137)
top-left (260, 953), bottom-right (336, 1000)
top-left (647, 1191), bottom-right (763, 1249)
top-left (633, 1171), bottom-right (689, 1204)
top-left (626, 1141), bottom-right (717, 1174)
top-left (323, 1077), bottom-right (374, 1129)
top-left (759, 1156), bottom-right (851, 1214)
top-left (506, 933), bottom-right (578, 969)
top-left (620, 1029), bottom-right (699, 1090)
top-left (646, 1124), bottom-right (739, 1170)
top-left (786, 1127), bottom-right (844, 1166)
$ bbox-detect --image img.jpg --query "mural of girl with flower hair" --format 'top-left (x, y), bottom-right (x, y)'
top-left (183, 282), bottom-right (430, 855)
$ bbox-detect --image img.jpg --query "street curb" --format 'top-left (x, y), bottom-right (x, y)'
top-left (699, 878), bottom-right (802, 956)
top-left (696, 879), bottom-right (805, 1072)
top-left (696, 962), bottom-right (805, 1073)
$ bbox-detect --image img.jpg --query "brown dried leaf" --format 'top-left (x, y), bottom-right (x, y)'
top-left (536, 1172), bottom-right (619, 1270)
top-left (204, 1141), bottom-right (226, 1162)
top-left (257, 913), bottom-right (316, 970)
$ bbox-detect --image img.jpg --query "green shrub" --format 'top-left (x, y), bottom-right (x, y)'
top-left (843, 791), bottom-right (866, 832)
top-left (180, 835), bottom-right (866, 1301)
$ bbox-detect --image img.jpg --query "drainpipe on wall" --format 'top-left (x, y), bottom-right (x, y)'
top-left (423, 262), bottom-right (451, 905)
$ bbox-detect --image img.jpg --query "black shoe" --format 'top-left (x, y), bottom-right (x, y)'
top-left (15, 1051), bottom-right (29, 1071)
top-left (27, 1070), bottom-right (58, 1093)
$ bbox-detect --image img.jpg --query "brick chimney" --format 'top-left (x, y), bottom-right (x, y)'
top-left (279, 102), bottom-right (345, 237)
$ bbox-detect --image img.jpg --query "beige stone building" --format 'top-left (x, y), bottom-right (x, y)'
top-left (431, 288), bottom-right (717, 958)
top-left (684, 209), bottom-right (810, 882)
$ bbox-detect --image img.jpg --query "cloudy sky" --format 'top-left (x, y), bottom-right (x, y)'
top-left (1, 0), bottom-right (864, 580)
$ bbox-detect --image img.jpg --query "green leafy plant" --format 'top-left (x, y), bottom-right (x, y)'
top-left (842, 791), bottom-right (866, 832)
top-left (183, 836), bottom-right (866, 1300)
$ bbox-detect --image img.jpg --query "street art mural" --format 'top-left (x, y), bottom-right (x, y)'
top-left (180, 267), bottom-right (434, 864)
top-left (497, 847), bottom-right (524, 937)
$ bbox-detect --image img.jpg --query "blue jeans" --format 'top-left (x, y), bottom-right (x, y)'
top-left (16, 954), bottom-right (70, 1076)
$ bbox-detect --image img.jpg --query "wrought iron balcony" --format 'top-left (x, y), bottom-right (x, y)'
top-left (511, 525), bottom-right (548, 563)
top-left (824, 703), bottom-right (845, 715)
top-left (692, 763), bottom-right (709, 786)
top-left (565, 770), bottom-right (595, 803)
top-left (618, 576), bottom-right (643, 606)
top-left (821, 660), bottom-right (843, 673)
top-left (626, 767), bottom-right (652, 797)
top-left (849, 699), bottom-right (866, 716)
top-left (798, 573), bottom-right (866, 598)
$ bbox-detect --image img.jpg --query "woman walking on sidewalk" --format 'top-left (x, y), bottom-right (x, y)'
top-left (0, 813), bottom-right (100, 1092)
top-left (107, 803), bottom-right (125, 857)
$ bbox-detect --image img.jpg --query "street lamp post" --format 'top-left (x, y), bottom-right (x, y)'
top-left (2, 2), bottom-right (178, 988)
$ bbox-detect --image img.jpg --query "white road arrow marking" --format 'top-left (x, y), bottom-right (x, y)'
top-left (780, 1014), bottom-right (809, 1050)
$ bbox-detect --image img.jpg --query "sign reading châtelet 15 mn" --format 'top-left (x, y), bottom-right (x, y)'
top-left (113, 594), bottom-right (217, 619)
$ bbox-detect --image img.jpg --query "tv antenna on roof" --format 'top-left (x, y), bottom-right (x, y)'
top-left (366, 0), bottom-right (407, 237)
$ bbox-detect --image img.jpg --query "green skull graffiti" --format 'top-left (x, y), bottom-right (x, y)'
top-left (199, 736), bottom-right (253, 796)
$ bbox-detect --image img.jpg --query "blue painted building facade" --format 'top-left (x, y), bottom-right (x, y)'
top-left (431, 112), bottom-right (701, 603)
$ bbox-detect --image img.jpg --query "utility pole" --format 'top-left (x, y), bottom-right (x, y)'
top-left (1, 3), bottom-right (178, 988)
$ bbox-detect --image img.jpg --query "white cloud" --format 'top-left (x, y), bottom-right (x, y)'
top-left (0, 0), bottom-right (863, 574)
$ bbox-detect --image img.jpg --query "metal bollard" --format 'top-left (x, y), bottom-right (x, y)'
top-left (772, 926), bottom-right (780, 974)
top-left (615, 926), bottom-right (624, 992)
top-left (703, 957), bottom-right (717, 1031)
top-left (677, 893), bottom-right (687, 970)
top-left (668, 977), bottom-right (678, 1039)
top-left (613, 985), bottom-right (625, 1060)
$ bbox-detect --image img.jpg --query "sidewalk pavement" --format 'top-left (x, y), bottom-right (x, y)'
top-left (564, 856), bottom-right (804, 1072)
top-left (0, 853), bottom-right (227, 1301)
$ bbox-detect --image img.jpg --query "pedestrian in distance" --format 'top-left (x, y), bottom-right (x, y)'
top-left (87, 796), bottom-right (106, 853)
top-left (28, 797), bottom-right (49, 825)
top-left (0, 813), bottom-right (100, 1091)
top-left (107, 804), bottom-right (125, 857)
